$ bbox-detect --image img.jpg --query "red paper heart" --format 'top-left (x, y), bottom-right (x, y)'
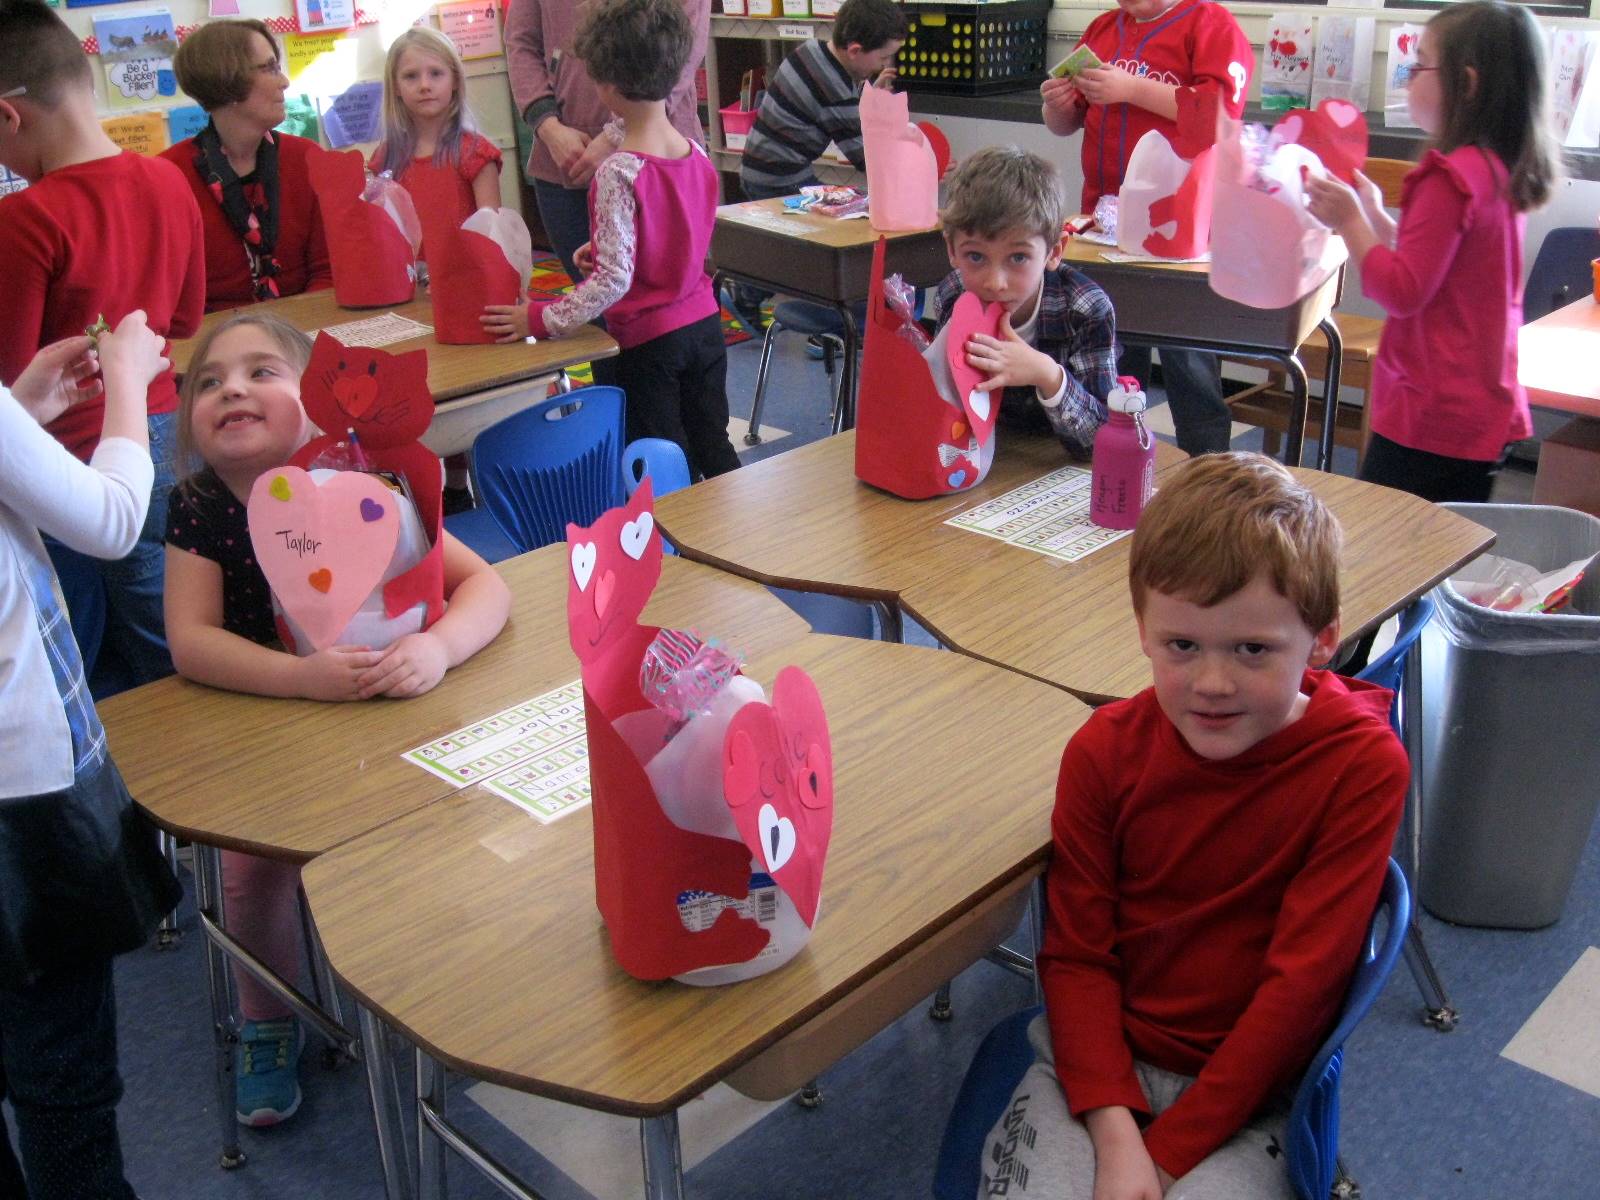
top-left (944, 291), bottom-right (1007, 444)
top-left (724, 667), bottom-right (833, 927)
top-left (1278, 99), bottom-right (1368, 186)
top-left (916, 121), bottom-right (952, 180)
top-left (332, 374), bottom-right (379, 420)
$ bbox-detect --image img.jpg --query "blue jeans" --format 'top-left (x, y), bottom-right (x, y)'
top-left (531, 177), bottom-right (595, 287)
top-left (1118, 345), bottom-right (1233, 457)
top-left (47, 410), bottom-right (178, 697)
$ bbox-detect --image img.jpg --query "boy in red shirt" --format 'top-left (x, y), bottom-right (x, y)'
top-left (0, 0), bottom-right (205, 688)
top-left (1042, 0), bottom-right (1251, 459)
top-left (981, 452), bottom-right (1407, 1198)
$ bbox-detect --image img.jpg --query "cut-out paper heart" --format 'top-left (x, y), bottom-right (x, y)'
top-left (594, 569), bottom-right (616, 621)
top-left (724, 666), bottom-right (833, 927)
top-left (945, 292), bottom-right (1007, 444)
top-left (248, 467), bottom-right (400, 652)
top-left (333, 374), bottom-right (379, 419)
top-left (620, 512), bottom-right (653, 561)
top-left (359, 498), bottom-right (384, 523)
top-left (916, 120), bottom-right (953, 180)
top-left (948, 469), bottom-right (967, 488)
top-left (571, 541), bottom-right (596, 591)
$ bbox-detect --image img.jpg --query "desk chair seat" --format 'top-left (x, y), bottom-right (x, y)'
top-left (746, 300), bottom-right (864, 446)
top-left (932, 860), bottom-right (1412, 1200)
top-left (622, 438), bottom-right (691, 557)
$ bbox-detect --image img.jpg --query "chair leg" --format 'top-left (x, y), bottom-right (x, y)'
top-left (929, 981), bottom-right (953, 1021)
top-left (156, 830), bottom-right (182, 949)
top-left (745, 318), bottom-right (785, 446)
top-left (796, 1080), bottom-right (823, 1109)
top-left (824, 335), bottom-right (847, 433)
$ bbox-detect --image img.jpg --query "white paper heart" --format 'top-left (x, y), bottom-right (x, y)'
top-left (572, 541), bottom-right (597, 591)
top-left (758, 802), bottom-right (797, 872)
top-left (620, 513), bottom-right (653, 561)
top-left (969, 390), bottom-right (992, 422)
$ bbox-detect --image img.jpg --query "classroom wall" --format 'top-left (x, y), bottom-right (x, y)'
top-left (45, 0), bottom-right (522, 212)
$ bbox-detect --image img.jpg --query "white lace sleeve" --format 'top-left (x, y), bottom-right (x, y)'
top-left (540, 153), bottom-right (641, 337)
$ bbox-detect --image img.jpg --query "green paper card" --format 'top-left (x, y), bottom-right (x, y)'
top-left (1050, 45), bottom-right (1105, 79)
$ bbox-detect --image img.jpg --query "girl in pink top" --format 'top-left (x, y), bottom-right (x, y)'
top-left (1307, 1), bottom-right (1559, 503)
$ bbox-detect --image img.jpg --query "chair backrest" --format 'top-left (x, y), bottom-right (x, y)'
top-left (622, 438), bottom-right (692, 500)
top-left (1362, 157), bottom-right (1412, 209)
top-left (1524, 226), bottom-right (1600, 324)
top-left (1355, 596), bottom-right (1435, 736)
top-left (470, 387), bottom-right (627, 555)
top-left (1284, 858), bottom-right (1413, 1200)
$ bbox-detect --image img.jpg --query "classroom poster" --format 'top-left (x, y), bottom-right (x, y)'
top-left (0, 166), bottom-right (28, 198)
top-left (277, 94), bottom-right (321, 143)
top-left (295, 0), bottom-right (354, 32)
top-left (100, 111), bottom-right (169, 154)
top-left (93, 9), bottom-right (179, 110)
top-left (318, 80), bottom-right (383, 147)
top-left (209, 0), bottom-right (241, 14)
top-left (439, 0), bottom-right (503, 61)
top-left (284, 30), bottom-right (356, 83)
top-left (1309, 17), bottom-right (1375, 110)
top-left (166, 102), bottom-right (209, 144)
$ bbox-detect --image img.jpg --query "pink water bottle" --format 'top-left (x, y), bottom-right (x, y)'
top-left (1090, 375), bottom-right (1155, 530)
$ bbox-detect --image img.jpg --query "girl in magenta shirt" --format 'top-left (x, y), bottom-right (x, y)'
top-left (1307, 1), bottom-right (1559, 503)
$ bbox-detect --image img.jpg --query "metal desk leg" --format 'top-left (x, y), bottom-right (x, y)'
top-left (194, 844), bottom-right (246, 1169)
top-left (640, 1112), bottom-right (685, 1200)
top-left (1030, 875), bottom-right (1047, 1007)
top-left (833, 305), bottom-right (859, 434)
top-left (1400, 641), bottom-right (1459, 1032)
top-left (358, 1006), bottom-right (417, 1200)
top-left (416, 1052), bottom-right (448, 1200)
top-left (302, 897), bottom-right (351, 1069)
top-left (1315, 318), bottom-right (1345, 474)
top-left (1279, 353), bottom-right (1313, 469)
top-left (156, 830), bottom-right (182, 948)
top-left (871, 599), bottom-right (903, 644)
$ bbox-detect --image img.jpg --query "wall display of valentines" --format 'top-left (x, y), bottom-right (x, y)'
top-left (859, 82), bottom-right (939, 232)
top-left (1261, 14), bottom-right (1314, 113)
top-left (1310, 16), bottom-right (1375, 110)
top-left (1549, 29), bottom-right (1600, 150)
top-left (1384, 24), bottom-right (1424, 130)
top-left (567, 484), bottom-right (834, 985)
top-left (308, 148), bottom-right (419, 307)
top-left (856, 238), bottom-right (998, 500)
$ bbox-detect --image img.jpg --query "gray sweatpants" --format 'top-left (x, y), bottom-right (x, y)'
top-left (978, 1014), bottom-right (1296, 1199)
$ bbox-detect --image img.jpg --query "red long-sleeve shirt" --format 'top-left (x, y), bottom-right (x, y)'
top-left (1072, 0), bottom-right (1253, 211)
top-left (159, 132), bottom-right (334, 313)
top-left (0, 151), bottom-right (205, 460)
top-left (1041, 670), bottom-right (1407, 1178)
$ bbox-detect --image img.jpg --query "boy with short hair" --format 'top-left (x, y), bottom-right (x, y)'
top-left (1041, 0), bottom-right (1253, 459)
top-left (982, 452), bottom-right (1407, 1199)
top-left (0, 0), bottom-right (205, 688)
top-left (929, 146), bottom-right (1116, 460)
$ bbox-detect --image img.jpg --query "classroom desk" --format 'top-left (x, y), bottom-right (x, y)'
top-left (1060, 237), bottom-right (1345, 472)
top-left (303, 634), bottom-right (1089, 1199)
top-left (98, 550), bottom-right (809, 1196)
top-left (1519, 297), bottom-right (1600, 513)
top-left (167, 289), bottom-right (620, 458)
top-left (655, 431), bottom-right (1497, 706)
top-left (709, 199), bottom-right (950, 428)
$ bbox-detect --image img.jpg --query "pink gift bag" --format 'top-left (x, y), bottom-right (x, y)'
top-left (860, 84), bottom-right (938, 232)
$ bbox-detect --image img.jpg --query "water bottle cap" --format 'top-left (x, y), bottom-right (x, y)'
top-left (1108, 374), bottom-right (1146, 414)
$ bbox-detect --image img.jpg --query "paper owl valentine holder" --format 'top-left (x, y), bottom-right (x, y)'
top-left (566, 483), bottom-right (834, 985)
top-left (243, 333), bottom-right (445, 654)
top-left (307, 148), bottom-right (419, 308)
top-left (856, 237), bottom-right (1003, 500)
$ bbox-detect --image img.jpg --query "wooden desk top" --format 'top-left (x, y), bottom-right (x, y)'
top-left (302, 635), bottom-right (1087, 1115)
top-left (168, 290), bottom-right (619, 404)
top-left (1520, 297), bottom-right (1600, 417)
top-left (656, 434), bottom-right (1495, 705)
top-left (1061, 234), bottom-right (1208, 277)
top-left (102, 550), bottom-right (810, 862)
top-left (715, 198), bottom-right (941, 248)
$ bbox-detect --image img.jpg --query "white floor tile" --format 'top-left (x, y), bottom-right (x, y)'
top-left (1143, 401), bottom-right (1251, 444)
top-left (729, 416), bottom-right (790, 447)
top-left (1501, 946), bottom-right (1600, 1100)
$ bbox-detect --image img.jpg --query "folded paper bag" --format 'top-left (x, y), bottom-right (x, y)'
top-left (1117, 129), bottom-right (1216, 260)
top-left (307, 147), bottom-right (417, 308)
top-left (860, 84), bottom-right (938, 232)
top-left (429, 207), bottom-right (531, 345)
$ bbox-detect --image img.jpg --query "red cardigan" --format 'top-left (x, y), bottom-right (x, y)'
top-left (0, 151), bottom-right (205, 459)
top-left (160, 132), bottom-right (334, 313)
top-left (1041, 670), bottom-right (1407, 1178)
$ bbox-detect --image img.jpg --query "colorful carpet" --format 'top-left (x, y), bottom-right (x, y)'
top-left (526, 255), bottom-right (757, 350)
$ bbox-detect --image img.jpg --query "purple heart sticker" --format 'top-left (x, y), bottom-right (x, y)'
top-left (359, 497), bottom-right (385, 523)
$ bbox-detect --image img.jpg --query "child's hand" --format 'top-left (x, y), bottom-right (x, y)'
top-left (1040, 75), bottom-right (1086, 116)
top-left (1074, 64), bottom-right (1140, 107)
top-left (96, 310), bottom-right (170, 391)
top-left (9, 335), bottom-right (103, 425)
top-left (1089, 1136), bottom-right (1165, 1200)
top-left (1350, 168), bottom-right (1385, 221)
top-left (573, 241), bottom-right (595, 276)
top-left (358, 631), bottom-right (449, 699)
top-left (481, 302), bottom-right (531, 344)
top-left (298, 644), bottom-right (386, 701)
top-left (964, 313), bottom-right (1057, 393)
top-left (1304, 170), bottom-right (1362, 233)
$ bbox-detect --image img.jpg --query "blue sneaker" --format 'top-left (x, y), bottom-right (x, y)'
top-left (235, 1017), bottom-right (303, 1127)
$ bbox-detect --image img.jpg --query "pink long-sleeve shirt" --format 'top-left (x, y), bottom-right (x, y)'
top-left (1362, 146), bottom-right (1531, 463)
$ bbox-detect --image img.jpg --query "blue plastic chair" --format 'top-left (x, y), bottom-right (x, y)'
top-left (1354, 597), bottom-right (1436, 723)
top-left (622, 438), bottom-right (692, 499)
top-left (932, 861), bottom-right (1412, 1200)
top-left (1523, 226), bottom-right (1600, 324)
top-left (445, 387), bottom-right (626, 561)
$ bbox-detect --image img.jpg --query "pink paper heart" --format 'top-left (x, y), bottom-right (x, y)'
top-left (1324, 99), bottom-right (1360, 128)
top-left (594, 568), bottom-right (616, 621)
top-left (1278, 113), bottom-right (1304, 145)
top-left (944, 291), bottom-right (1008, 444)
top-left (247, 468), bottom-right (400, 652)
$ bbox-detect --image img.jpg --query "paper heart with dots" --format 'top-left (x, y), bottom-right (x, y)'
top-left (247, 467), bottom-right (401, 651)
top-left (566, 483), bottom-right (833, 983)
top-left (856, 237), bottom-right (993, 500)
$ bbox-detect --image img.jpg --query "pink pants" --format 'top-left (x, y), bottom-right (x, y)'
top-left (220, 849), bottom-right (303, 1021)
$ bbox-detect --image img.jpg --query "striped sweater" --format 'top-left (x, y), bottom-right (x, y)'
top-left (740, 40), bottom-right (865, 193)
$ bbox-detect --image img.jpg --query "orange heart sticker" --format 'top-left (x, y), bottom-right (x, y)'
top-left (308, 568), bottom-right (333, 594)
top-left (951, 420), bottom-right (967, 441)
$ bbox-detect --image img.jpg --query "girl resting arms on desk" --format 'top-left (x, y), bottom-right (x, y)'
top-left (161, 312), bottom-right (509, 1129)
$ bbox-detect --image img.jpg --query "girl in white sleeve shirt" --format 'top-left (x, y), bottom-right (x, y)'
top-left (0, 314), bottom-right (180, 1200)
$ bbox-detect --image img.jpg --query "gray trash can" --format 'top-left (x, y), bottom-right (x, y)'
top-left (1419, 502), bottom-right (1600, 928)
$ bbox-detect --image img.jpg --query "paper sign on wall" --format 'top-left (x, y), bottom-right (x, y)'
top-left (1261, 14), bottom-right (1314, 112)
top-left (295, 0), bottom-right (354, 32)
top-left (278, 94), bottom-right (321, 143)
top-left (93, 9), bottom-right (178, 111)
top-left (439, 0), bottom-right (503, 61)
top-left (1549, 29), bottom-right (1600, 150)
top-left (318, 80), bottom-right (383, 147)
top-left (1310, 17), bottom-right (1375, 110)
top-left (101, 111), bottom-right (169, 155)
top-left (167, 103), bottom-right (209, 144)
top-left (285, 30), bottom-right (355, 82)
top-left (1384, 24), bottom-right (1424, 129)
top-left (0, 166), bottom-right (28, 197)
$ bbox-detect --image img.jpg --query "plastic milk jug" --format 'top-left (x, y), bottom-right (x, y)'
top-left (1090, 376), bottom-right (1155, 530)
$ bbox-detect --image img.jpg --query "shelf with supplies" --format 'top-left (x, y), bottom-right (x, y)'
top-left (711, 15), bottom-right (835, 41)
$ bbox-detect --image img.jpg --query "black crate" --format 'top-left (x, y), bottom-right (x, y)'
top-left (895, 1), bottom-right (1051, 96)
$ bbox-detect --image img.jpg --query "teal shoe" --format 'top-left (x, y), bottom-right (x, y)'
top-left (235, 1017), bottom-right (303, 1128)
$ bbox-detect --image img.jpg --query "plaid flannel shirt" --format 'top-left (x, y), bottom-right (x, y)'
top-left (934, 264), bottom-right (1117, 459)
top-left (24, 555), bottom-right (106, 778)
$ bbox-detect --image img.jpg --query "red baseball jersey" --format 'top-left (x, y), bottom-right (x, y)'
top-left (1073, 0), bottom-right (1253, 211)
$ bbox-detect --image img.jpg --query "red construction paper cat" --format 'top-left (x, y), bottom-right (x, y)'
top-left (289, 333), bottom-right (445, 629)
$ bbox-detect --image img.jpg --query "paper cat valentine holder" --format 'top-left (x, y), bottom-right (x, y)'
top-left (427, 208), bottom-right (533, 346)
top-left (307, 148), bottom-right (419, 308)
top-left (567, 483), bottom-right (834, 985)
top-left (1118, 90), bottom-right (1223, 260)
top-left (856, 238), bottom-right (1005, 500)
top-left (859, 83), bottom-right (941, 232)
top-left (245, 333), bottom-right (446, 654)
